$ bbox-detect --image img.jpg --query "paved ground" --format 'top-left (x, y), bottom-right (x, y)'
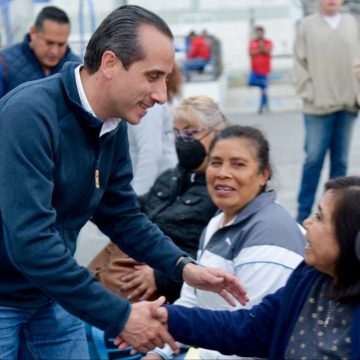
top-left (75, 83), bottom-right (360, 266)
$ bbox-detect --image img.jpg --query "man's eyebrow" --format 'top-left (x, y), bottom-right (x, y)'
top-left (41, 36), bottom-right (67, 46)
top-left (146, 70), bottom-right (166, 75)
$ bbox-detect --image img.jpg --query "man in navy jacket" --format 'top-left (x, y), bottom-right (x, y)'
top-left (0, 5), bottom-right (247, 359)
top-left (0, 6), bottom-right (80, 97)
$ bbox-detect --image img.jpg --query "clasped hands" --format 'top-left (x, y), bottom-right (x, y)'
top-left (114, 264), bottom-right (249, 354)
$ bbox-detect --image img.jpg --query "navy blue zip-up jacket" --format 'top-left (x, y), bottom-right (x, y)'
top-left (0, 62), bottom-right (185, 337)
top-left (0, 34), bottom-right (81, 97)
top-left (166, 262), bottom-right (360, 359)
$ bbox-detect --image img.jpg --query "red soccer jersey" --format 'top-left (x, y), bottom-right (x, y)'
top-left (249, 38), bottom-right (273, 75)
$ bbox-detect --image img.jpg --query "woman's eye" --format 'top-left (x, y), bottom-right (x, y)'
top-left (209, 160), bottom-right (221, 166)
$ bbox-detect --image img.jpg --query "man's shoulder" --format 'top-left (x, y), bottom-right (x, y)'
top-left (342, 11), bottom-right (357, 19)
top-left (300, 12), bottom-right (320, 26)
top-left (1, 74), bottom-right (63, 108)
top-left (0, 42), bottom-right (23, 58)
top-left (341, 11), bottom-right (358, 25)
top-left (64, 49), bottom-right (82, 63)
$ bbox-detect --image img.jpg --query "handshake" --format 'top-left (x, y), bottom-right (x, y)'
top-left (114, 296), bottom-right (174, 356)
top-left (113, 264), bottom-right (249, 356)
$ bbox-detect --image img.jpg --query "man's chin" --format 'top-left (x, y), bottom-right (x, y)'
top-left (125, 116), bottom-right (142, 125)
top-left (44, 60), bottom-right (60, 68)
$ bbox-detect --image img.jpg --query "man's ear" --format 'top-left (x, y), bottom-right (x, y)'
top-left (29, 26), bottom-right (38, 42)
top-left (100, 50), bottom-right (122, 79)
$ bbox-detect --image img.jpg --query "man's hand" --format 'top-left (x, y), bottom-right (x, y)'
top-left (182, 264), bottom-right (249, 306)
top-left (113, 296), bottom-right (177, 355)
top-left (121, 265), bottom-right (157, 301)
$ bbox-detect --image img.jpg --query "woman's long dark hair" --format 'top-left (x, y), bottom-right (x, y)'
top-left (325, 176), bottom-right (360, 302)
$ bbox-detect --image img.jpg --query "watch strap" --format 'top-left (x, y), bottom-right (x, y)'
top-left (175, 256), bottom-right (197, 280)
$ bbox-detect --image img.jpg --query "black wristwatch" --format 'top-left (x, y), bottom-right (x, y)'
top-left (175, 256), bottom-right (197, 280)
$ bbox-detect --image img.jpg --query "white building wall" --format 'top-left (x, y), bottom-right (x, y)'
top-left (1, 0), bottom-right (303, 80)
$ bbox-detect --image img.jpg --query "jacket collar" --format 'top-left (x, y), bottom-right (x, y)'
top-left (60, 61), bottom-right (103, 139)
top-left (221, 189), bottom-right (277, 227)
top-left (21, 34), bottom-right (42, 69)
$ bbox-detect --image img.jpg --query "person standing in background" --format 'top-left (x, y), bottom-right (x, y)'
top-left (248, 25), bottom-right (273, 114)
top-left (294, 0), bottom-right (359, 224)
top-left (0, 6), bottom-right (80, 97)
top-left (128, 64), bottom-right (183, 195)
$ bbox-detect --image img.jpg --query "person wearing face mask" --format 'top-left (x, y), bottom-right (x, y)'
top-left (88, 96), bottom-right (229, 305)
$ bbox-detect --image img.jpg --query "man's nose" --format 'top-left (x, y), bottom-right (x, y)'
top-left (151, 80), bottom-right (168, 104)
top-left (49, 44), bottom-right (61, 57)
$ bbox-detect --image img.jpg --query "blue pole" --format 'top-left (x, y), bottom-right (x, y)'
top-left (0, 0), bottom-right (13, 46)
top-left (79, 0), bottom-right (96, 60)
top-left (88, 0), bottom-right (96, 33)
top-left (79, 0), bottom-right (85, 59)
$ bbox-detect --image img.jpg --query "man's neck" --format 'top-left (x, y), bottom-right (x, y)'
top-left (42, 66), bottom-right (51, 76)
top-left (320, 8), bottom-right (340, 17)
top-left (79, 67), bottom-right (106, 120)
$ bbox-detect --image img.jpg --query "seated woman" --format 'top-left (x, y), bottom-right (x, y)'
top-left (149, 176), bottom-right (360, 359)
top-left (145, 125), bottom-right (305, 360)
top-left (88, 96), bottom-right (229, 304)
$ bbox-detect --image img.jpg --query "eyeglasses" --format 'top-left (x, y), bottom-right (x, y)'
top-left (167, 127), bottom-right (209, 142)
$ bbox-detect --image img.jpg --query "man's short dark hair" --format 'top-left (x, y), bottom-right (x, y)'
top-left (84, 5), bottom-right (173, 74)
top-left (34, 6), bottom-right (70, 31)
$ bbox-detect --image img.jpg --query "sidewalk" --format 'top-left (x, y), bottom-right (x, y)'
top-left (224, 82), bottom-right (301, 114)
top-left (182, 78), bottom-right (301, 114)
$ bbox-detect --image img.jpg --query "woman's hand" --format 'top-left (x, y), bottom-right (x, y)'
top-left (183, 264), bottom-right (249, 306)
top-left (121, 265), bottom-right (158, 301)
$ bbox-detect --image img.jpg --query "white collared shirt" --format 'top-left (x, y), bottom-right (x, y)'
top-left (74, 65), bottom-right (120, 137)
top-left (323, 12), bottom-right (342, 29)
